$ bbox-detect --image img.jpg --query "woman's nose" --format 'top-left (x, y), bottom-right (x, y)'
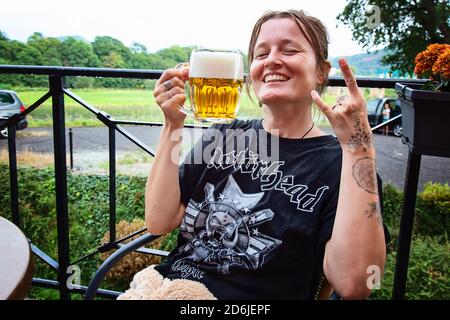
top-left (264, 51), bottom-right (283, 68)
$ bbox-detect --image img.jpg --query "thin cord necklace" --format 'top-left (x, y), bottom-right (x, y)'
top-left (299, 122), bottom-right (315, 139)
top-left (261, 119), bottom-right (315, 139)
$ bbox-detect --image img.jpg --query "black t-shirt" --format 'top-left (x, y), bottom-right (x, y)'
top-left (154, 118), bottom-right (344, 299)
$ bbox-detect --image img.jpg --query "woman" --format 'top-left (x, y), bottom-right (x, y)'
top-left (143, 9), bottom-right (387, 300)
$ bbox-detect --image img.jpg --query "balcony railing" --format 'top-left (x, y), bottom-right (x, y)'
top-left (0, 65), bottom-right (428, 300)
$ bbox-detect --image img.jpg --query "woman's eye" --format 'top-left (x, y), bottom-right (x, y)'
top-left (255, 53), bottom-right (268, 59)
top-left (283, 49), bottom-right (299, 55)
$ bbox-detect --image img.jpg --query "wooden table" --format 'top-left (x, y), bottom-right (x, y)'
top-left (0, 217), bottom-right (34, 300)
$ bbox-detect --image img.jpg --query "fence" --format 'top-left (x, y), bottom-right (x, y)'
top-left (0, 64), bottom-right (427, 299)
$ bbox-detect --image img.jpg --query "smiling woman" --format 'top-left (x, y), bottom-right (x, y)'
top-left (121, 9), bottom-right (388, 301)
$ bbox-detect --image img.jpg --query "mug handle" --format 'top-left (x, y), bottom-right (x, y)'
top-left (175, 62), bottom-right (194, 116)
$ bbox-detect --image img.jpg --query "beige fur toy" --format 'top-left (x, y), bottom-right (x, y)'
top-left (117, 265), bottom-right (217, 300)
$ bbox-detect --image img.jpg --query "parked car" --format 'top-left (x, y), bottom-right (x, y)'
top-left (0, 90), bottom-right (28, 139)
top-left (367, 97), bottom-right (402, 137)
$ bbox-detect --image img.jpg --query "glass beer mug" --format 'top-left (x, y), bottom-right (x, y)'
top-left (178, 48), bottom-right (244, 123)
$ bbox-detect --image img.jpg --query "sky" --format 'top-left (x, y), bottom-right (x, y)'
top-left (0, 0), bottom-right (369, 58)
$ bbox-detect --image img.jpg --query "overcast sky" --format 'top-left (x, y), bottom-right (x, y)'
top-left (1, 0), bottom-right (369, 58)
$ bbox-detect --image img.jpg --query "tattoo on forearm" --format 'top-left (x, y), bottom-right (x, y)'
top-left (352, 157), bottom-right (377, 194)
top-left (365, 201), bottom-right (383, 226)
top-left (345, 109), bottom-right (373, 153)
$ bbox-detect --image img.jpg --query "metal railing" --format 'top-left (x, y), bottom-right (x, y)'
top-left (0, 64), bottom-right (427, 300)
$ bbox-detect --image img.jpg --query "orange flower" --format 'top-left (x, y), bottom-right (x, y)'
top-left (432, 49), bottom-right (450, 80)
top-left (415, 43), bottom-right (450, 84)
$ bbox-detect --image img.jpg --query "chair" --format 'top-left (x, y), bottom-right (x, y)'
top-left (84, 233), bottom-right (162, 300)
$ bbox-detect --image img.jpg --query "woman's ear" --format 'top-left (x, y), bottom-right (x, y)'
top-left (317, 60), bottom-right (331, 85)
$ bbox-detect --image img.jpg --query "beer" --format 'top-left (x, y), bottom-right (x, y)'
top-left (187, 49), bottom-right (244, 123)
top-left (189, 77), bottom-right (244, 121)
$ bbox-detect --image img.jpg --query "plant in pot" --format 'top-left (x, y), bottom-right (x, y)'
top-left (395, 43), bottom-right (450, 157)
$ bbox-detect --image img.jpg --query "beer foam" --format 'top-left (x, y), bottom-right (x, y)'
top-left (189, 51), bottom-right (244, 80)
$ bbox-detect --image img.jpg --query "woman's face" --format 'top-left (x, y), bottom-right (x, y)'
top-left (250, 18), bottom-right (323, 107)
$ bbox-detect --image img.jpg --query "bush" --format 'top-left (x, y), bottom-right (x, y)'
top-left (371, 235), bottom-right (449, 299)
top-left (143, 79), bottom-right (157, 91)
top-left (0, 164), bottom-right (183, 299)
top-left (100, 219), bottom-right (171, 284)
top-left (382, 182), bottom-right (449, 243)
top-left (374, 182), bottom-right (450, 299)
top-left (382, 184), bottom-right (404, 242)
top-left (416, 182), bottom-right (449, 238)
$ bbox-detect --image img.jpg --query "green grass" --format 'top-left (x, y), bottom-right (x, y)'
top-left (19, 88), bottom-right (165, 127)
top-left (16, 88), bottom-right (333, 128)
top-left (98, 150), bottom-right (154, 171)
top-left (15, 86), bottom-right (398, 128)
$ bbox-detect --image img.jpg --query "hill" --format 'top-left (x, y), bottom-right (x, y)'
top-left (329, 48), bottom-right (403, 77)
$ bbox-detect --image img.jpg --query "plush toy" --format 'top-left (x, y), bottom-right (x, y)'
top-left (117, 265), bottom-right (217, 300)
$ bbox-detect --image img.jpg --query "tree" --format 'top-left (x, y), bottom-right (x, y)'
top-left (92, 36), bottom-right (132, 65)
top-left (128, 52), bottom-right (154, 69)
top-left (59, 37), bottom-right (100, 67)
top-left (337, 0), bottom-right (450, 76)
top-left (130, 42), bottom-right (147, 54)
top-left (27, 33), bottom-right (62, 66)
top-left (147, 53), bottom-right (174, 69)
top-left (0, 30), bottom-right (208, 88)
top-left (0, 31), bottom-right (8, 41)
top-left (0, 37), bottom-right (27, 63)
top-left (27, 32), bottom-right (45, 43)
top-left (156, 45), bottom-right (195, 65)
top-left (102, 51), bottom-right (126, 68)
top-left (15, 46), bottom-right (44, 65)
top-left (15, 46), bottom-right (47, 86)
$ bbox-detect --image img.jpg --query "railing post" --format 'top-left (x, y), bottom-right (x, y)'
top-left (49, 75), bottom-right (70, 300)
top-left (109, 125), bottom-right (116, 243)
top-left (392, 150), bottom-right (422, 299)
top-left (69, 128), bottom-right (74, 170)
top-left (7, 125), bottom-right (20, 227)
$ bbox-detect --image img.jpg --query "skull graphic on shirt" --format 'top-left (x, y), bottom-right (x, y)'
top-left (175, 175), bottom-right (282, 276)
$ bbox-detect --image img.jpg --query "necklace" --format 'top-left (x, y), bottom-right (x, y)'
top-left (261, 119), bottom-right (315, 139)
top-left (299, 122), bottom-right (315, 139)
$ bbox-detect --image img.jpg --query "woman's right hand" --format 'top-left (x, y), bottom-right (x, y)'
top-left (153, 68), bottom-right (189, 127)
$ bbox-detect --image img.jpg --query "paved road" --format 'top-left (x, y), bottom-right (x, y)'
top-left (1, 125), bottom-right (449, 192)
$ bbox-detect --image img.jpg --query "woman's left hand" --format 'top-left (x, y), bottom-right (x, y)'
top-left (311, 58), bottom-right (373, 154)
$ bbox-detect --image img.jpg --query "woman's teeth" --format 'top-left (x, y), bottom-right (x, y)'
top-left (264, 74), bottom-right (288, 83)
